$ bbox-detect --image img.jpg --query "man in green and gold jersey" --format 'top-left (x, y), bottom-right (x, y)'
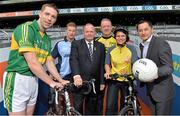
top-left (3, 3), bottom-right (68, 115)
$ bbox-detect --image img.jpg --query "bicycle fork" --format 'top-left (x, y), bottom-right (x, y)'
top-left (127, 84), bottom-right (139, 115)
top-left (132, 96), bottom-right (138, 115)
top-left (64, 90), bottom-right (72, 114)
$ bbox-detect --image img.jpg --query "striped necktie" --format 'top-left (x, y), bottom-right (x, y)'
top-left (88, 42), bottom-right (93, 61)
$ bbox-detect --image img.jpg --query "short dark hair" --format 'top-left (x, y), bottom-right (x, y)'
top-left (113, 28), bottom-right (129, 42)
top-left (41, 3), bottom-right (59, 14)
top-left (136, 20), bottom-right (153, 30)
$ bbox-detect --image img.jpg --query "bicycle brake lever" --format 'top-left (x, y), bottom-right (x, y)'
top-left (90, 79), bottom-right (96, 94)
top-left (55, 91), bottom-right (58, 105)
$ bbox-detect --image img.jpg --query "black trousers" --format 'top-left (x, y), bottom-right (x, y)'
top-left (74, 91), bottom-right (99, 115)
top-left (106, 81), bottom-right (127, 115)
top-left (96, 90), bottom-right (104, 115)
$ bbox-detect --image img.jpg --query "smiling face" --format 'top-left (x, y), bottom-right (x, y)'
top-left (115, 31), bottom-right (127, 45)
top-left (100, 19), bottom-right (112, 37)
top-left (38, 5), bottom-right (58, 32)
top-left (137, 22), bottom-right (154, 42)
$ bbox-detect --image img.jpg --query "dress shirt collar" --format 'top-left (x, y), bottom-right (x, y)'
top-left (141, 35), bottom-right (153, 46)
top-left (85, 40), bottom-right (94, 45)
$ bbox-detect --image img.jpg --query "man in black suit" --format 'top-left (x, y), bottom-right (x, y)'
top-left (136, 20), bottom-right (175, 115)
top-left (70, 23), bottom-right (105, 115)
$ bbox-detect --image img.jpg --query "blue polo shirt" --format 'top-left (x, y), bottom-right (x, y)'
top-left (51, 37), bottom-right (73, 78)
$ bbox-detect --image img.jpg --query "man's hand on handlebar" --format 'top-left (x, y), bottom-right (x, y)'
top-left (50, 81), bottom-right (63, 90)
top-left (73, 75), bottom-right (83, 87)
top-left (61, 79), bottom-right (69, 86)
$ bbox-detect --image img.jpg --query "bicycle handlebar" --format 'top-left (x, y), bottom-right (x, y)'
top-left (81, 79), bottom-right (96, 94)
top-left (54, 79), bottom-right (96, 94)
top-left (109, 73), bottom-right (134, 81)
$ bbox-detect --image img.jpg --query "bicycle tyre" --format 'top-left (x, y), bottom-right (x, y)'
top-left (119, 105), bottom-right (140, 115)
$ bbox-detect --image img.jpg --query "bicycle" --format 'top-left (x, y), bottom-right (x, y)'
top-left (109, 73), bottom-right (141, 115)
top-left (47, 79), bottom-right (96, 115)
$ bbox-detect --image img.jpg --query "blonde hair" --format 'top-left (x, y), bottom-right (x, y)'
top-left (66, 22), bottom-right (77, 28)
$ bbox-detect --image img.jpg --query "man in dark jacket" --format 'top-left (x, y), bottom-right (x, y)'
top-left (136, 19), bottom-right (175, 115)
top-left (70, 23), bottom-right (105, 115)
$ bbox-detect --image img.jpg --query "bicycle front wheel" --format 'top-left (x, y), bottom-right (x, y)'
top-left (119, 105), bottom-right (140, 115)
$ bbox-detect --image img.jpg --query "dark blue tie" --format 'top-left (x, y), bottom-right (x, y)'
top-left (139, 43), bottom-right (144, 58)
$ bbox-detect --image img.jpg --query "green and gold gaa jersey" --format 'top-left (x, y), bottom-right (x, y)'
top-left (96, 36), bottom-right (116, 52)
top-left (6, 20), bottom-right (52, 76)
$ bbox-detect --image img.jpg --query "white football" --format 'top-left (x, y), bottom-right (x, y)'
top-left (132, 58), bottom-right (158, 82)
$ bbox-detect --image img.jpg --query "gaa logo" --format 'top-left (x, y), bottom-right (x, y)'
top-left (139, 60), bottom-right (147, 66)
top-left (134, 70), bottom-right (139, 78)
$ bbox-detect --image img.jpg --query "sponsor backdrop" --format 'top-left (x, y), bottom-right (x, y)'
top-left (0, 33), bottom-right (180, 115)
top-left (0, 5), bottom-right (179, 18)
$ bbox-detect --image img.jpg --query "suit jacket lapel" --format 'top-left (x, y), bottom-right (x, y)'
top-left (146, 36), bottom-right (155, 58)
top-left (93, 41), bottom-right (98, 62)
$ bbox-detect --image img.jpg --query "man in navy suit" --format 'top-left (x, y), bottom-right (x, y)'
top-left (70, 23), bottom-right (105, 115)
top-left (136, 20), bottom-right (175, 115)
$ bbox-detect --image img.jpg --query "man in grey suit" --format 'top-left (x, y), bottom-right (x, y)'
top-left (70, 23), bottom-right (105, 115)
top-left (136, 20), bottom-right (175, 115)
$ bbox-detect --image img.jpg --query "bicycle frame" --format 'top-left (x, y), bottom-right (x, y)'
top-left (124, 85), bottom-right (139, 115)
top-left (109, 74), bottom-right (141, 115)
top-left (63, 84), bottom-right (81, 115)
top-left (47, 79), bottom-right (96, 115)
